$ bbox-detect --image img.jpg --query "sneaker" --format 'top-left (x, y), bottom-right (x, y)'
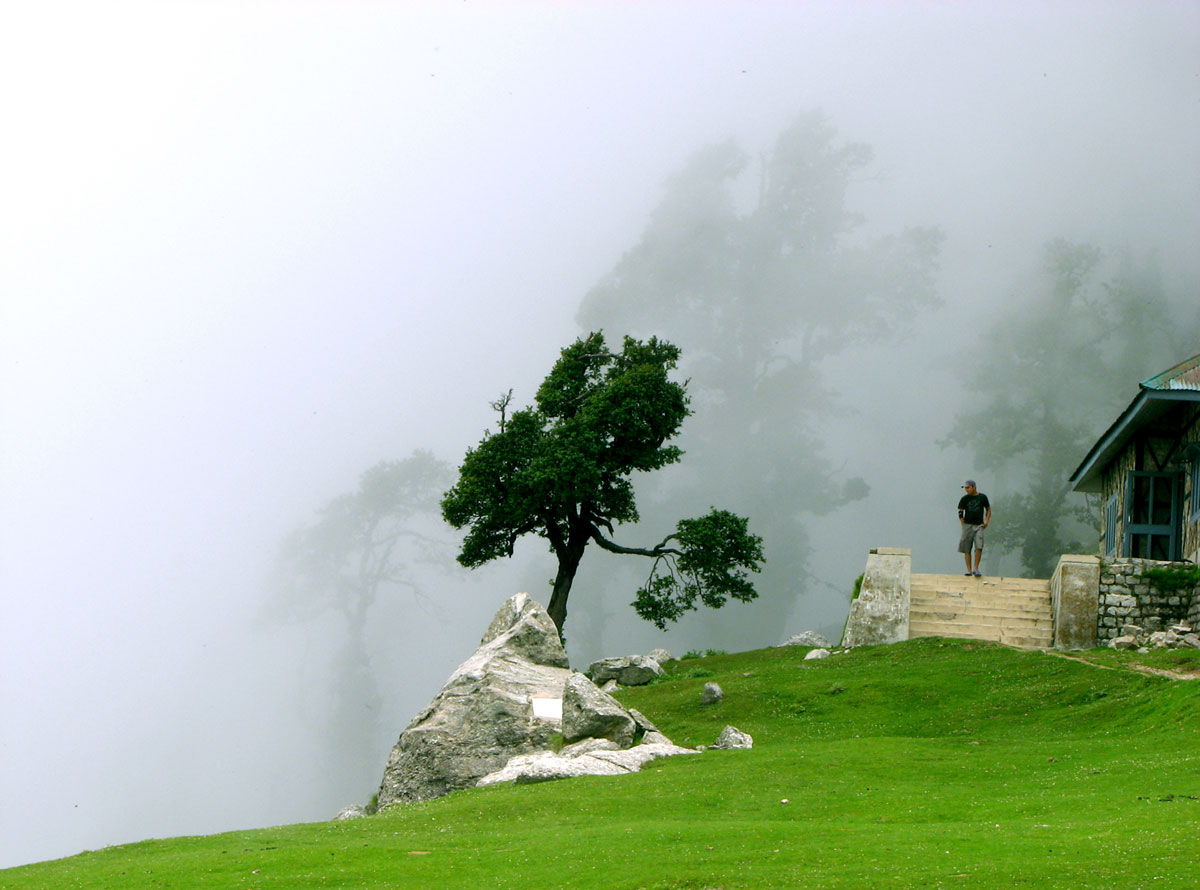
top-left (964, 572), bottom-right (972, 576)
top-left (972, 571), bottom-right (982, 577)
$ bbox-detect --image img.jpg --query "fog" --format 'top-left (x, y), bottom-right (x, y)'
top-left (3, 1), bottom-right (1198, 869)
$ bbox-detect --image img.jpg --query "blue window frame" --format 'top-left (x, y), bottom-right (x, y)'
top-left (1105, 494), bottom-right (1118, 557)
top-left (1124, 471), bottom-right (1181, 561)
top-left (1191, 458), bottom-right (1200, 520)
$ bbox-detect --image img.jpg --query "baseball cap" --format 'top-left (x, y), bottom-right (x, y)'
top-left (963, 479), bottom-right (976, 488)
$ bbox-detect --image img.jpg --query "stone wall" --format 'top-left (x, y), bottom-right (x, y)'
top-left (1097, 558), bottom-right (1200, 642)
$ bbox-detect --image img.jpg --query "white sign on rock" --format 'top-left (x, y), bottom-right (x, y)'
top-left (530, 697), bottom-right (563, 720)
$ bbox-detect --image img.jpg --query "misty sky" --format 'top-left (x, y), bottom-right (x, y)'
top-left (3, 0), bottom-right (1198, 870)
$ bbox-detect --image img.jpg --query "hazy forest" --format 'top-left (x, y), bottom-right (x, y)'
top-left (4, 2), bottom-right (1198, 871)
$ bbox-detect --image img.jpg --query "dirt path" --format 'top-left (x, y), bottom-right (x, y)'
top-left (1046, 649), bottom-right (1200, 681)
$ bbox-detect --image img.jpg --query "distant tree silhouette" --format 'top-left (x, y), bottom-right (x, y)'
top-left (577, 111), bottom-right (942, 640)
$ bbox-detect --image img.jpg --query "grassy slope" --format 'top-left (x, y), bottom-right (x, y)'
top-left (3, 639), bottom-right (1198, 890)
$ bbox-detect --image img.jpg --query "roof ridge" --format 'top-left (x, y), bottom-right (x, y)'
top-left (1140, 351), bottom-right (1200, 391)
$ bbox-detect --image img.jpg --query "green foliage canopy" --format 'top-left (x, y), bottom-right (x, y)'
top-left (441, 332), bottom-right (765, 632)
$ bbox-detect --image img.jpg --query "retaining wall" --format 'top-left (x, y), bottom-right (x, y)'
top-left (1097, 558), bottom-right (1200, 642)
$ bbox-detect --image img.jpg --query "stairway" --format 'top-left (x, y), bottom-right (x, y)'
top-left (909, 573), bottom-right (1053, 650)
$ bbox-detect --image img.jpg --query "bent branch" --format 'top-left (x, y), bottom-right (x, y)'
top-left (589, 526), bottom-right (680, 558)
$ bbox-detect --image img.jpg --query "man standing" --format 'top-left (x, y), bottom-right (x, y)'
top-left (957, 480), bottom-right (991, 576)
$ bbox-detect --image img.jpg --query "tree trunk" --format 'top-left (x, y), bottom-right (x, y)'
top-left (546, 543), bottom-right (586, 635)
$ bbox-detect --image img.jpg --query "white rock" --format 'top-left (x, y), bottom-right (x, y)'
top-left (477, 742), bottom-right (697, 787)
top-left (711, 725), bottom-right (753, 750)
top-left (701, 682), bottom-right (724, 704)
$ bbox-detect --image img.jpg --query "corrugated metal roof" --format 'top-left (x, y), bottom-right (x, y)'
top-left (1141, 351), bottom-right (1200, 391)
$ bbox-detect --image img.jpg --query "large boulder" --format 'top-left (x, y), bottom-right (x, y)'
top-left (376, 593), bottom-right (573, 807)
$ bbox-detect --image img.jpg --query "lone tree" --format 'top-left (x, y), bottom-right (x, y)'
top-left (441, 332), bottom-right (765, 634)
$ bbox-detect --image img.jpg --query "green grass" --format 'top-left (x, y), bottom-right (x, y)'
top-left (4, 638), bottom-right (1198, 889)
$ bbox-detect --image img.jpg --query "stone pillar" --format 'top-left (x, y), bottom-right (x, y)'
top-left (842, 547), bottom-right (911, 647)
top-left (1051, 554), bottom-right (1100, 650)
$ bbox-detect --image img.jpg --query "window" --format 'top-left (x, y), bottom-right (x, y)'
top-left (1191, 457), bottom-right (1200, 520)
top-left (1125, 471), bottom-right (1181, 560)
top-left (1105, 495), bottom-right (1118, 557)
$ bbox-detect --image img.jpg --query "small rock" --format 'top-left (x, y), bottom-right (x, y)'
top-left (646, 648), bottom-right (675, 664)
top-left (1110, 635), bottom-right (1138, 650)
top-left (711, 725), bottom-right (753, 750)
top-left (701, 682), bottom-right (724, 704)
top-left (333, 805), bottom-right (368, 821)
top-left (804, 648), bottom-right (831, 661)
top-left (641, 729), bottom-right (674, 746)
top-left (587, 655), bottom-right (665, 687)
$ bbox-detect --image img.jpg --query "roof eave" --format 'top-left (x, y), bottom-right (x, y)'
top-left (1069, 388), bottom-right (1200, 493)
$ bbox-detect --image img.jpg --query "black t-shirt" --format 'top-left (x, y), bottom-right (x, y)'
top-left (958, 493), bottom-right (990, 525)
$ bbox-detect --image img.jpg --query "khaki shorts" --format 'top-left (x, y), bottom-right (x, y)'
top-left (958, 523), bottom-right (985, 553)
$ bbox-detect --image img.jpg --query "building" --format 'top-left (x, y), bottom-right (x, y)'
top-left (1068, 352), bottom-right (1200, 564)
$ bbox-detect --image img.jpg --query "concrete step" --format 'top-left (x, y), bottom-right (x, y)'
top-left (910, 611), bottom-right (1052, 629)
top-left (910, 617), bottom-right (1052, 636)
top-left (909, 572), bottom-right (1053, 650)
top-left (908, 623), bottom-right (1053, 649)
top-left (912, 582), bottom-right (1051, 599)
top-left (910, 596), bottom-right (1052, 616)
top-left (913, 573), bottom-right (1051, 592)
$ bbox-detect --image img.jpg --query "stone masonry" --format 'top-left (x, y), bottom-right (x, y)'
top-left (1097, 558), bottom-right (1200, 642)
